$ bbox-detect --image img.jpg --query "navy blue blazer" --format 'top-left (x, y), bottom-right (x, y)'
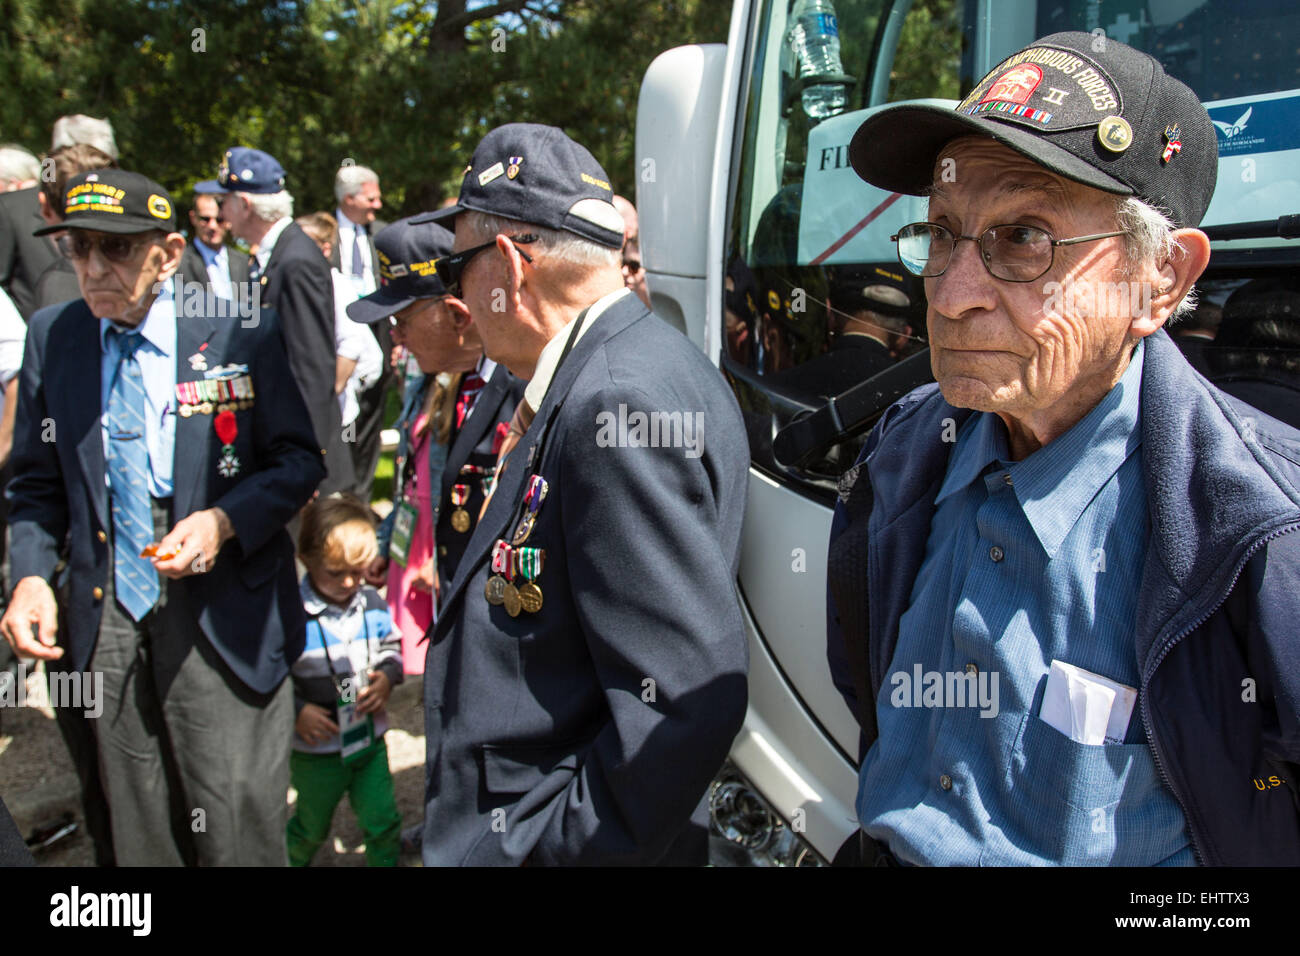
top-left (422, 292), bottom-right (750, 865)
top-left (6, 296), bottom-right (325, 695)
top-left (435, 364), bottom-right (524, 595)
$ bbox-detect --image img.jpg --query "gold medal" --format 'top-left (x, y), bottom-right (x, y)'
top-left (180, 404), bottom-right (193, 418)
top-left (503, 583), bottom-right (522, 617)
top-left (519, 582), bottom-right (543, 614)
top-left (451, 508), bottom-right (471, 533)
top-left (484, 575), bottom-right (507, 605)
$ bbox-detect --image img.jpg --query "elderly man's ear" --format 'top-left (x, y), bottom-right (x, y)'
top-left (1136, 227), bottom-right (1212, 335)
top-left (157, 232), bottom-right (188, 281)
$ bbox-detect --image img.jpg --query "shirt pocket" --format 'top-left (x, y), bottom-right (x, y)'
top-left (989, 712), bottom-right (1162, 865)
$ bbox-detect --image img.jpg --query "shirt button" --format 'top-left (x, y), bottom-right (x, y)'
top-left (989, 545), bottom-right (1004, 562)
top-left (939, 774), bottom-right (953, 791)
top-left (96, 530), bottom-right (107, 543)
top-left (965, 662), bottom-right (978, 675)
top-left (92, 586), bottom-right (104, 600)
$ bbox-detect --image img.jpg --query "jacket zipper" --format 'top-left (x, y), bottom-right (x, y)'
top-left (1141, 520), bottom-right (1300, 866)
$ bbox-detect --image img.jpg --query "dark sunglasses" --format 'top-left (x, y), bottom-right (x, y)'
top-left (622, 257), bottom-right (642, 274)
top-left (194, 215), bottom-right (221, 223)
top-left (58, 232), bottom-right (160, 264)
top-left (433, 234), bottom-right (536, 297)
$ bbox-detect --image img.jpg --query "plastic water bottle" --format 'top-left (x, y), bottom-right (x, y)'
top-left (787, 0), bottom-right (846, 121)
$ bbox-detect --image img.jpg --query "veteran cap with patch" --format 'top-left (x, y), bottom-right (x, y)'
top-left (848, 32), bottom-right (1217, 228)
top-left (34, 169), bottom-right (177, 236)
top-left (346, 215), bottom-right (454, 325)
top-left (194, 146), bottom-right (287, 195)
top-left (426, 123), bottom-right (625, 249)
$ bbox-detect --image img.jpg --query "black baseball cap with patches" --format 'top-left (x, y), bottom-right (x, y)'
top-left (424, 123), bottom-right (625, 249)
top-left (34, 169), bottom-right (177, 236)
top-left (849, 32), bottom-right (1217, 228)
top-left (346, 215), bottom-right (454, 325)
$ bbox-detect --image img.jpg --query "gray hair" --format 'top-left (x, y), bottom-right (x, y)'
top-left (0, 145), bottom-right (41, 186)
top-left (50, 114), bottom-right (118, 160)
top-left (244, 190), bottom-right (294, 223)
top-left (1114, 195), bottom-right (1198, 321)
top-left (334, 164), bottom-right (378, 203)
top-left (459, 210), bottom-right (620, 270)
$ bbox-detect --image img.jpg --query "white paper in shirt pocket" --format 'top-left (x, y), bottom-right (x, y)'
top-left (1040, 660), bottom-right (1137, 745)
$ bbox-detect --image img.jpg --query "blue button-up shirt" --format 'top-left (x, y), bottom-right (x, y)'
top-left (193, 240), bottom-right (233, 302)
top-left (858, 340), bottom-right (1194, 865)
top-left (99, 279), bottom-right (177, 497)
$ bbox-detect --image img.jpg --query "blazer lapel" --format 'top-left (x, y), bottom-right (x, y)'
top-left (172, 311), bottom-right (217, 518)
top-left (69, 304), bottom-right (108, 534)
top-left (434, 298), bottom-right (645, 621)
top-left (441, 366), bottom-right (510, 503)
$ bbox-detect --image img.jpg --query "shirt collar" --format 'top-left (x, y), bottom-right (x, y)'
top-left (523, 287), bottom-right (630, 411)
top-left (335, 208), bottom-right (364, 235)
top-left (194, 239), bottom-right (224, 266)
top-left (298, 573), bottom-right (364, 617)
top-left (936, 338), bottom-right (1146, 558)
top-left (477, 354), bottom-right (498, 383)
top-left (257, 216), bottom-right (292, 268)
top-left (99, 277), bottom-right (177, 358)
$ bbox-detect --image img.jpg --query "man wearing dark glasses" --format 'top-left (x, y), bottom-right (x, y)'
top-left (178, 191), bottom-right (249, 305)
top-left (827, 33), bottom-right (1300, 866)
top-left (418, 123), bottom-right (749, 866)
top-left (2, 168), bottom-right (324, 864)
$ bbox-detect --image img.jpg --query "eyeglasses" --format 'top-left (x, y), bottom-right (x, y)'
top-left (195, 215), bottom-right (221, 224)
top-left (433, 234), bottom-right (536, 297)
top-left (891, 222), bottom-right (1128, 283)
top-left (59, 232), bottom-right (160, 264)
top-left (622, 257), bottom-right (642, 274)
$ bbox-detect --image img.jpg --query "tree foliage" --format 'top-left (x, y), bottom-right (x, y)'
top-left (0, 0), bottom-right (729, 215)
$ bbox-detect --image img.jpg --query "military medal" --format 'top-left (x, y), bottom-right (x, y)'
top-left (502, 548), bottom-right (522, 617)
top-left (512, 474), bottom-right (549, 545)
top-left (518, 547), bottom-right (545, 614)
top-left (485, 540), bottom-right (509, 606)
top-left (506, 155), bottom-right (523, 180)
top-left (450, 484), bottom-right (471, 533)
top-left (214, 410), bottom-right (240, 477)
top-left (188, 351), bottom-right (207, 371)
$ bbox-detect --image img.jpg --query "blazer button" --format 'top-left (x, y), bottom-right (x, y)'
top-left (96, 530), bottom-right (107, 543)
top-left (92, 586), bottom-right (104, 600)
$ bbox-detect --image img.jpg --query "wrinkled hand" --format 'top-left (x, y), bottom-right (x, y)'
top-left (152, 507), bottom-right (235, 579)
top-left (411, 556), bottom-right (435, 594)
top-left (364, 556), bottom-right (389, 587)
top-left (0, 577), bottom-right (62, 660)
top-left (296, 702), bottom-right (340, 745)
top-left (356, 670), bottom-right (391, 715)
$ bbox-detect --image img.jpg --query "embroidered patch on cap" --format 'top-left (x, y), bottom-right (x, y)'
top-left (147, 194), bottom-right (172, 219)
top-left (957, 44), bottom-right (1122, 132)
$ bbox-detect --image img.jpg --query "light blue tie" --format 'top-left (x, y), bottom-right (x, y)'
top-left (106, 329), bottom-right (160, 621)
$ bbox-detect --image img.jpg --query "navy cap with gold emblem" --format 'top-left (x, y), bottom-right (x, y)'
top-left (346, 214), bottom-right (455, 324)
top-left (848, 32), bottom-right (1217, 228)
top-left (34, 169), bottom-right (177, 236)
top-left (194, 146), bottom-right (287, 195)
top-left (423, 123), bottom-right (625, 249)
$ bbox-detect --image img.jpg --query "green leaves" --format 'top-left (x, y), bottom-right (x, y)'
top-left (1, 0), bottom-right (729, 217)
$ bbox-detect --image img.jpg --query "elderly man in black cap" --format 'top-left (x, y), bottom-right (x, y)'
top-left (1, 169), bottom-right (324, 865)
top-left (827, 33), bottom-right (1300, 866)
top-left (419, 123), bottom-right (749, 865)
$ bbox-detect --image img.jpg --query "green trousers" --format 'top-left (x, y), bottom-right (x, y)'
top-left (287, 738), bottom-right (402, 867)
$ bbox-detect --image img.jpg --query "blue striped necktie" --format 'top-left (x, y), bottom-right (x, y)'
top-left (106, 328), bottom-right (160, 621)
